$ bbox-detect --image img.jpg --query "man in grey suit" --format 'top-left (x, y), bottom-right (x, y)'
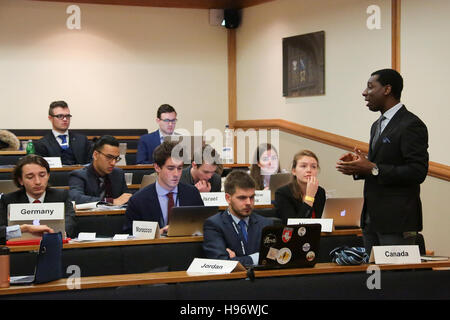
top-left (336, 69), bottom-right (429, 255)
top-left (69, 135), bottom-right (131, 205)
top-left (0, 155), bottom-right (76, 240)
top-left (34, 100), bottom-right (92, 165)
top-left (203, 170), bottom-right (272, 266)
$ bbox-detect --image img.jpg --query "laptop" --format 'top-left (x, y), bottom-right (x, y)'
top-left (10, 232), bottom-right (63, 285)
top-left (255, 223), bottom-right (321, 270)
top-left (167, 206), bottom-right (218, 237)
top-left (7, 203), bottom-right (67, 240)
top-left (268, 173), bottom-right (292, 200)
top-left (321, 197), bottom-right (364, 229)
top-left (0, 180), bottom-right (18, 195)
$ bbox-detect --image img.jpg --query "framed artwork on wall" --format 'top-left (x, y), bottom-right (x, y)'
top-left (282, 31), bottom-right (325, 97)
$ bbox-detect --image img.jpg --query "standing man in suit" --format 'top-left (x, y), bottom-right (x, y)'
top-left (69, 135), bottom-right (131, 205)
top-left (203, 170), bottom-right (273, 266)
top-left (136, 104), bottom-right (178, 164)
top-left (0, 155), bottom-right (76, 240)
top-left (124, 140), bottom-right (204, 234)
top-left (336, 69), bottom-right (429, 254)
top-left (34, 100), bottom-right (92, 165)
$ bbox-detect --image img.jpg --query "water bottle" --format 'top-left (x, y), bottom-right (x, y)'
top-left (26, 140), bottom-right (35, 154)
top-left (0, 246), bottom-right (10, 288)
top-left (223, 125), bottom-right (234, 164)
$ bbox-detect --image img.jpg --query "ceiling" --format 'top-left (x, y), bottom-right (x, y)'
top-left (32, 0), bottom-right (276, 9)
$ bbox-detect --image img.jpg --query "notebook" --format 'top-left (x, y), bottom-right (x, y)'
top-left (7, 203), bottom-right (67, 240)
top-left (167, 206), bottom-right (218, 237)
top-left (255, 223), bottom-right (321, 270)
top-left (321, 197), bottom-right (363, 229)
top-left (10, 232), bottom-right (63, 285)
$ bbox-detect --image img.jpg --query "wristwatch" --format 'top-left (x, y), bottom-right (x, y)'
top-left (371, 165), bottom-right (379, 176)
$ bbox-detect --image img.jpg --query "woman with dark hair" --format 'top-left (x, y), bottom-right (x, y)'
top-left (249, 143), bottom-right (280, 190)
top-left (275, 150), bottom-right (326, 225)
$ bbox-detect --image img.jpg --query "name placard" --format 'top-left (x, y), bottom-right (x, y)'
top-left (201, 190), bottom-right (272, 206)
top-left (287, 218), bottom-right (333, 232)
top-left (44, 157), bottom-right (63, 168)
top-left (187, 258), bottom-right (245, 275)
top-left (369, 245), bottom-right (421, 264)
top-left (8, 203), bottom-right (65, 221)
top-left (132, 221), bottom-right (160, 239)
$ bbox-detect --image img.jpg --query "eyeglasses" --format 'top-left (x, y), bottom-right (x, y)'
top-left (160, 119), bottom-right (177, 123)
top-left (97, 151), bottom-right (122, 162)
top-left (51, 114), bottom-right (72, 120)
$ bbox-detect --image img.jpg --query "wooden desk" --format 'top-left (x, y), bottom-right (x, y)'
top-left (1, 261), bottom-right (448, 297)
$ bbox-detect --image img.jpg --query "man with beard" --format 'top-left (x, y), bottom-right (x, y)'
top-left (203, 170), bottom-right (272, 266)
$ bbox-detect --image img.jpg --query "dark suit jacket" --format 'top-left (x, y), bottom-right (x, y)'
top-left (68, 164), bottom-right (129, 204)
top-left (136, 130), bottom-right (161, 164)
top-left (123, 182), bottom-right (204, 233)
top-left (275, 184), bottom-right (326, 225)
top-left (34, 131), bottom-right (92, 165)
top-left (179, 165), bottom-right (222, 192)
top-left (0, 188), bottom-right (77, 240)
top-left (203, 210), bottom-right (272, 266)
top-left (358, 105), bottom-right (428, 233)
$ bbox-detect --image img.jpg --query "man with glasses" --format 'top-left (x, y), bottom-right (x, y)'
top-left (136, 104), bottom-right (178, 164)
top-left (35, 100), bottom-right (92, 165)
top-left (68, 135), bottom-right (131, 205)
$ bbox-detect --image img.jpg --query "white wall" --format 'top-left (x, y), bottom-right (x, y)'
top-left (0, 0), bottom-right (228, 135)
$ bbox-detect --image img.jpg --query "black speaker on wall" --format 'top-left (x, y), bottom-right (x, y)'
top-left (224, 9), bottom-right (241, 29)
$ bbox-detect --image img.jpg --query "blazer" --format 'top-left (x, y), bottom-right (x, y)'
top-left (136, 130), bottom-right (161, 164)
top-left (68, 164), bottom-right (129, 204)
top-left (0, 188), bottom-right (77, 239)
top-left (179, 165), bottom-right (222, 192)
top-left (203, 210), bottom-right (272, 266)
top-left (34, 131), bottom-right (92, 165)
top-left (123, 182), bottom-right (204, 233)
top-left (357, 105), bottom-right (429, 233)
top-left (275, 184), bottom-right (326, 225)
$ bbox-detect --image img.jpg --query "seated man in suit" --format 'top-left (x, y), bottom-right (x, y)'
top-left (0, 154), bottom-right (77, 239)
top-left (180, 144), bottom-right (222, 192)
top-left (136, 104), bottom-right (178, 164)
top-left (69, 135), bottom-right (131, 205)
top-left (203, 170), bottom-right (272, 266)
top-left (124, 140), bottom-right (204, 234)
top-left (34, 100), bottom-right (92, 165)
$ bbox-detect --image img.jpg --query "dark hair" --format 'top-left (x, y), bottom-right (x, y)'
top-left (152, 140), bottom-right (184, 168)
top-left (289, 150), bottom-right (320, 201)
top-left (224, 170), bottom-right (256, 195)
top-left (249, 143), bottom-right (280, 190)
top-left (193, 144), bottom-right (220, 167)
top-left (371, 69), bottom-right (403, 100)
top-left (48, 100), bottom-right (69, 116)
top-left (157, 104), bottom-right (177, 119)
top-left (93, 135), bottom-right (119, 152)
top-left (13, 154), bottom-right (50, 188)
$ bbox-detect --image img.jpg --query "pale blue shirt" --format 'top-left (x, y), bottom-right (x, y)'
top-left (155, 181), bottom-right (178, 227)
top-left (380, 102), bottom-right (403, 133)
top-left (228, 210), bottom-right (259, 265)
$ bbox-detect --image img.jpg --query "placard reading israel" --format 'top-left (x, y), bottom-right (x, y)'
top-left (201, 192), bottom-right (227, 206)
top-left (8, 203), bottom-right (65, 221)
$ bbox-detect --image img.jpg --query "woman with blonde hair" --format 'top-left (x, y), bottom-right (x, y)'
top-left (275, 150), bottom-right (326, 224)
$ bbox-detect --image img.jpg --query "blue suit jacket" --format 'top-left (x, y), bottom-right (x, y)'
top-left (123, 182), bottom-right (204, 233)
top-left (203, 210), bottom-right (272, 266)
top-left (136, 130), bottom-right (161, 164)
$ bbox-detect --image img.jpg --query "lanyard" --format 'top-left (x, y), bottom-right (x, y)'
top-left (227, 211), bottom-right (246, 256)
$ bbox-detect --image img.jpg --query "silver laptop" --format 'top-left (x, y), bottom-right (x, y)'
top-left (0, 180), bottom-right (18, 195)
top-left (167, 206), bottom-right (218, 237)
top-left (7, 203), bottom-right (67, 240)
top-left (269, 173), bottom-right (292, 200)
top-left (322, 197), bottom-right (363, 229)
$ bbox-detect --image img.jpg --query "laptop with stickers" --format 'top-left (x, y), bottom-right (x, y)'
top-left (255, 223), bottom-right (321, 270)
top-left (321, 197), bottom-right (363, 229)
top-left (167, 206), bottom-right (219, 237)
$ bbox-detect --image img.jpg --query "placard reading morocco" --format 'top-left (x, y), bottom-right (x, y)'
top-left (132, 221), bottom-right (160, 239)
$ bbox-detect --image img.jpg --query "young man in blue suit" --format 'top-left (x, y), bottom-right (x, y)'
top-left (203, 170), bottom-right (272, 267)
top-left (336, 69), bottom-right (429, 255)
top-left (124, 140), bottom-right (204, 235)
top-left (136, 104), bottom-right (178, 164)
